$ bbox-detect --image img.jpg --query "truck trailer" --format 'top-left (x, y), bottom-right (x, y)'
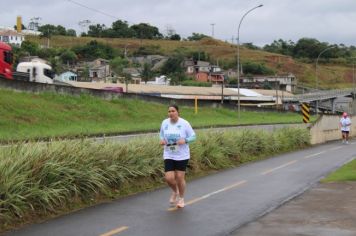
top-left (0, 41), bottom-right (13, 80)
top-left (16, 59), bottom-right (55, 83)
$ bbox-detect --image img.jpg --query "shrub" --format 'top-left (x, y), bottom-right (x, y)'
top-left (181, 80), bottom-right (212, 87)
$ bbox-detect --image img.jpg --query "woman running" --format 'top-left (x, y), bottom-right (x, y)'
top-left (159, 105), bottom-right (196, 208)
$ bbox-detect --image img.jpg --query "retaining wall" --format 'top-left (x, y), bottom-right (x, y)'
top-left (310, 114), bottom-right (354, 144)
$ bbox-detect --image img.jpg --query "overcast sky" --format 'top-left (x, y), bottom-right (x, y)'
top-left (1, 0), bottom-right (356, 46)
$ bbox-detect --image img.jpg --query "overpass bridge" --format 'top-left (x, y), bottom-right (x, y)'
top-left (283, 88), bottom-right (355, 114)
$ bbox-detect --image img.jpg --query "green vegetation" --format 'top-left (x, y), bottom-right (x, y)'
top-left (263, 38), bottom-right (353, 60)
top-left (322, 159), bottom-right (356, 182)
top-left (0, 89), bottom-right (309, 143)
top-left (0, 127), bottom-right (310, 231)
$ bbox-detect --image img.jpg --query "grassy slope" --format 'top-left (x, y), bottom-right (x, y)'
top-left (322, 159), bottom-right (356, 182)
top-left (27, 36), bottom-right (354, 89)
top-left (0, 89), bottom-right (307, 142)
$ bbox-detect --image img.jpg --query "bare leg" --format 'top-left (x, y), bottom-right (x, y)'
top-left (165, 171), bottom-right (178, 193)
top-left (175, 170), bottom-right (186, 198)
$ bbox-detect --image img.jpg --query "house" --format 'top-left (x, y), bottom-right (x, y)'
top-left (122, 67), bottom-right (141, 84)
top-left (241, 73), bottom-right (297, 92)
top-left (0, 29), bottom-right (25, 46)
top-left (226, 69), bottom-right (238, 78)
top-left (184, 60), bottom-right (225, 84)
top-left (88, 58), bottom-right (111, 81)
top-left (57, 71), bottom-right (78, 82)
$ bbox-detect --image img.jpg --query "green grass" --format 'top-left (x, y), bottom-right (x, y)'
top-left (0, 88), bottom-right (311, 142)
top-left (322, 159), bottom-right (356, 182)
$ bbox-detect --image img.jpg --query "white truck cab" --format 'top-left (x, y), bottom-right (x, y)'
top-left (16, 59), bottom-right (55, 83)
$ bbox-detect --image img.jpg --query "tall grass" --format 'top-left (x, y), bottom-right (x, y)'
top-left (0, 127), bottom-right (310, 231)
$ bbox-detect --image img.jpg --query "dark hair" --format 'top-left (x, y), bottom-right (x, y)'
top-left (168, 104), bottom-right (179, 113)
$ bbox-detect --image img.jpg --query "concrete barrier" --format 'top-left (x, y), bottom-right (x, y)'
top-left (0, 79), bottom-right (123, 100)
top-left (310, 114), bottom-right (354, 145)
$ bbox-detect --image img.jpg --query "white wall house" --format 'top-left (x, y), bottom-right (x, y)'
top-left (0, 30), bottom-right (25, 47)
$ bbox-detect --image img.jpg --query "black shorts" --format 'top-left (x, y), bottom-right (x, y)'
top-left (342, 131), bottom-right (350, 134)
top-left (164, 159), bottom-right (189, 172)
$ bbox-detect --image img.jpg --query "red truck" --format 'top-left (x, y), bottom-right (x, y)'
top-left (0, 41), bottom-right (13, 80)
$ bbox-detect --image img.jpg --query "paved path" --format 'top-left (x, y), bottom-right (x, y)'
top-left (233, 182), bottom-right (356, 236)
top-left (4, 141), bottom-right (355, 236)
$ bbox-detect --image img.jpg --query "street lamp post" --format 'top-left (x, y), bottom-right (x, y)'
top-left (353, 58), bottom-right (355, 97)
top-left (315, 46), bottom-right (335, 113)
top-left (237, 4), bottom-right (263, 119)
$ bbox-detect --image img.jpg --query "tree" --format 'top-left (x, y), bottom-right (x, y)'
top-left (38, 24), bottom-right (57, 38)
top-left (81, 65), bottom-right (90, 81)
top-left (170, 34), bottom-right (181, 41)
top-left (87, 24), bottom-right (106, 37)
top-left (161, 56), bottom-right (184, 75)
top-left (38, 47), bottom-right (58, 59)
top-left (187, 33), bottom-right (209, 41)
top-left (60, 49), bottom-right (78, 65)
top-left (72, 40), bottom-right (118, 60)
top-left (161, 55), bottom-right (185, 85)
top-left (263, 39), bottom-right (295, 56)
top-left (111, 20), bottom-right (134, 38)
top-left (141, 63), bottom-right (153, 83)
top-left (110, 57), bottom-right (129, 76)
top-left (130, 23), bottom-right (163, 39)
top-left (14, 24), bottom-right (26, 30)
top-left (21, 41), bottom-right (40, 55)
top-left (190, 51), bottom-right (209, 61)
top-left (49, 57), bottom-right (63, 74)
top-left (243, 43), bottom-right (260, 50)
top-left (66, 29), bottom-right (77, 37)
top-left (242, 62), bottom-right (275, 75)
top-left (123, 72), bottom-right (132, 93)
top-left (56, 25), bottom-right (67, 35)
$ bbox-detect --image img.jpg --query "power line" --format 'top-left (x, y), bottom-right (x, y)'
top-left (66, 0), bottom-right (119, 20)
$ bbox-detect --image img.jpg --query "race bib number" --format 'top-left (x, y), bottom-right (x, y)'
top-left (168, 144), bottom-right (179, 153)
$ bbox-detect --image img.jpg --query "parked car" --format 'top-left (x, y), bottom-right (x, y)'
top-left (101, 86), bottom-right (124, 93)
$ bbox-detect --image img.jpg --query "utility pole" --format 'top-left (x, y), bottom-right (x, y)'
top-left (78, 20), bottom-right (91, 35)
top-left (211, 23), bottom-right (215, 38)
top-left (47, 28), bottom-right (50, 48)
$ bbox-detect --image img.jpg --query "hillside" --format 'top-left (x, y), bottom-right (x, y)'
top-left (27, 36), bottom-right (354, 89)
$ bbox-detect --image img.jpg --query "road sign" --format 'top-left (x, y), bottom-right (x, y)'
top-left (301, 103), bottom-right (310, 123)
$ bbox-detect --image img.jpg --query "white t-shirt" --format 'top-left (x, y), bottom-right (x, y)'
top-left (340, 117), bottom-right (351, 132)
top-left (160, 117), bottom-right (196, 160)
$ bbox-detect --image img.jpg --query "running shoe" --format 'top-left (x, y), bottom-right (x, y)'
top-left (176, 197), bottom-right (185, 208)
top-left (169, 192), bottom-right (178, 204)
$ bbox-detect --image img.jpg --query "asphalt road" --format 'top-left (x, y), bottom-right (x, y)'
top-left (4, 140), bottom-right (354, 236)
